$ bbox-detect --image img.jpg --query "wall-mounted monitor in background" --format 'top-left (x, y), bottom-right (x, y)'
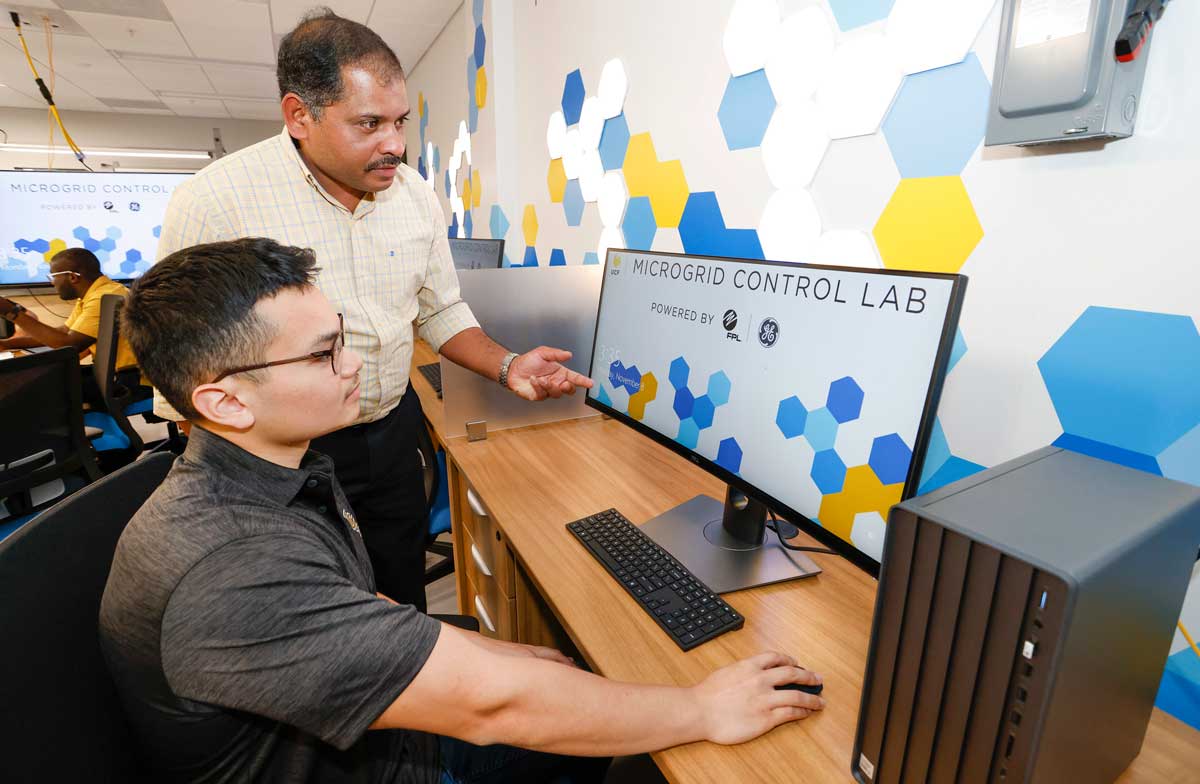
top-left (448, 237), bottom-right (504, 270)
top-left (0, 170), bottom-right (191, 289)
top-left (585, 249), bottom-right (966, 589)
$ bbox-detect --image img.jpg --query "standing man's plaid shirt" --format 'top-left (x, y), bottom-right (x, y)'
top-left (154, 126), bottom-right (478, 424)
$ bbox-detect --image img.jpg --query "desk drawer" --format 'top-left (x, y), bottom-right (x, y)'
top-left (464, 563), bottom-right (515, 640)
top-left (459, 482), bottom-right (515, 596)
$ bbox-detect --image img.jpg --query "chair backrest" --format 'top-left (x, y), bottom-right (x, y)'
top-left (0, 452), bottom-right (174, 782)
top-left (0, 347), bottom-right (101, 506)
top-left (94, 293), bottom-right (143, 452)
top-left (414, 419), bottom-right (440, 517)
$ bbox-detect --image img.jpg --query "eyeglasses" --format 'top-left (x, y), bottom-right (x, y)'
top-left (47, 270), bottom-right (77, 280)
top-left (211, 313), bottom-right (345, 382)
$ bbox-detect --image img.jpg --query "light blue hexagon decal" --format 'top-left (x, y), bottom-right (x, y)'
top-left (472, 0), bottom-right (484, 25)
top-left (883, 53), bottom-right (990, 178)
top-left (1038, 307), bottom-right (1200, 465)
top-left (811, 449), bottom-right (847, 494)
top-left (1159, 423), bottom-right (1200, 486)
top-left (718, 69), bottom-right (775, 151)
top-left (826, 376), bottom-right (864, 423)
top-left (549, 248), bottom-right (567, 266)
top-left (715, 437), bottom-right (743, 474)
top-left (464, 209), bottom-right (473, 239)
top-left (677, 417), bottom-right (700, 450)
top-left (804, 406), bottom-right (839, 452)
top-left (678, 192), bottom-right (764, 260)
top-left (869, 433), bottom-right (912, 485)
top-left (489, 204), bottom-right (509, 240)
top-left (706, 371), bottom-right (731, 407)
top-left (775, 396), bottom-right (808, 439)
top-left (828, 0), bottom-right (895, 32)
top-left (599, 113), bottom-right (631, 171)
top-left (562, 179), bottom-right (585, 227)
top-left (668, 356), bottom-right (690, 389)
top-left (622, 196), bottom-right (656, 251)
top-left (917, 418), bottom-right (986, 495)
top-left (561, 68), bottom-right (585, 125)
top-left (948, 328), bottom-right (967, 374)
top-left (583, 252), bottom-right (600, 265)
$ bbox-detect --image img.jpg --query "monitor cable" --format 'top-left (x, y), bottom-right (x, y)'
top-left (765, 509), bottom-right (838, 556)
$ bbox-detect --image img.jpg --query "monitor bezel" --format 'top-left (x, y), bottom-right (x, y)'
top-left (447, 236), bottom-right (506, 269)
top-left (583, 248), bottom-right (968, 578)
top-left (0, 169), bottom-right (191, 290)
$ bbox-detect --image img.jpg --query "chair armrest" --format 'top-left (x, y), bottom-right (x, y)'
top-left (430, 613), bottom-right (481, 633)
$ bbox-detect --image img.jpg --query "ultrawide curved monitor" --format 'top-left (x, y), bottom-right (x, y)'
top-left (584, 249), bottom-right (966, 576)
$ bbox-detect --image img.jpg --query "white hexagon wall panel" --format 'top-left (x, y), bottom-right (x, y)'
top-left (886, 0), bottom-right (997, 75)
top-left (811, 230), bottom-right (881, 268)
top-left (561, 126), bottom-right (585, 180)
top-left (758, 188), bottom-right (822, 262)
top-left (764, 6), bottom-right (836, 107)
top-left (597, 226), bottom-right (624, 260)
top-left (816, 31), bottom-right (903, 139)
top-left (723, 0), bottom-right (780, 76)
top-left (546, 110), bottom-right (567, 159)
top-left (578, 96), bottom-right (605, 152)
top-left (596, 58), bottom-right (628, 119)
top-left (597, 171), bottom-right (629, 228)
top-left (578, 148), bottom-right (605, 202)
top-left (761, 98), bottom-right (830, 190)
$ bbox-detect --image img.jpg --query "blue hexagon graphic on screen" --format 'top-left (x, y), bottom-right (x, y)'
top-left (608, 360), bottom-right (642, 395)
top-left (1038, 306), bottom-right (1200, 475)
top-left (666, 356), bottom-right (732, 451)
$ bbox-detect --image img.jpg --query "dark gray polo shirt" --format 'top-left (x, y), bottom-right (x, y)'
top-left (99, 427), bottom-right (442, 784)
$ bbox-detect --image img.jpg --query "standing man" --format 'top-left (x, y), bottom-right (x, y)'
top-left (156, 9), bottom-right (590, 610)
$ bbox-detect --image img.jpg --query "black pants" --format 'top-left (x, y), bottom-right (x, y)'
top-left (312, 387), bottom-right (430, 611)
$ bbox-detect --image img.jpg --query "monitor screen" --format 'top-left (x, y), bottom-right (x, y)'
top-left (1, 170), bottom-right (191, 287)
top-left (448, 237), bottom-right (504, 270)
top-left (585, 249), bottom-right (965, 575)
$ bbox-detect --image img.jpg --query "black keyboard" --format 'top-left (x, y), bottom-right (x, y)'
top-left (567, 509), bottom-right (744, 651)
top-left (417, 362), bottom-right (442, 398)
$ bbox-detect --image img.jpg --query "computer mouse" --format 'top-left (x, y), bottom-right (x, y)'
top-left (775, 681), bottom-right (824, 696)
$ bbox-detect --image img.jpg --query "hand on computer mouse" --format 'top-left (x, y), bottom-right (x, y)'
top-left (692, 652), bottom-right (825, 746)
top-left (775, 680), bottom-right (824, 696)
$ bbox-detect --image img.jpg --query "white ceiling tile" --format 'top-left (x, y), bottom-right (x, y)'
top-left (368, 21), bottom-right (443, 73)
top-left (223, 98), bottom-right (282, 121)
top-left (0, 31), bottom-right (158, 101)
top-left (203, 63), bottom-right (278, 99)
top-left (121, 58), bottom-right (213, 93)
top-left (64, 10), bottom-right (190, 57)
top-left (161, 95), bottom-right (229, 117)
top-left (56, 1), bottom-right (173, 21)
top-left (270, 0), bottom-right (373, 32)
top-left (165, 0), bottom-right (274, 64)
top-left (0, 84), bottom-right (45, 109)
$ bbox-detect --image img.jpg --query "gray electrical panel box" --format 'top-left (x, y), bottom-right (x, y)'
top-left (986, 0), bottom-right (1155, 147)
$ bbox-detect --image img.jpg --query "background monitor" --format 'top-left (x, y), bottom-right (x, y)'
top-left (585, 249), bottom-right (966, 588)
top-left (448, 237), bottom-right (505, 270)
top-left (1, 170), bottom-right (190, 288)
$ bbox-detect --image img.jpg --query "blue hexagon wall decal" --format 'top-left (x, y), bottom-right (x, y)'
top-left (417, 155), bottom-right (427, 179)
top-left (869, 433), bottom-right (912, 485)
top-left (472, 0), bottom-right (484, 25)
top-left (678, 192), bottom-right (764, 260)
top-left (692, 395), bottom-right (716, 429)
top-left (523, 246), bottom-right (539, 267)
top-left (473, 24), bottom-right (486, 67)
top-left (622, 196), bottom-right (656, 250)
top-left (716, 437), bottom-right (743, 474)
top-left (829, 0), bottom-right (895, 31)
top-left (549, 248), bottom-right (567, 266)
top-left (669, 356), bottom-right (690, 389)
top-left (883, 53), bottom-right (991, 178)
top-left (804, 407), bottom-right (839, 452)
top-left (448, 212), bottom-right (458, 239)
top-left (949, 328), bottom-right (967, 373)
top-left (707, 371), bottom-right (731, 407)
top-left (433, 145), bottom-right (441, 173)
top-left (673, 386), bottom-right (695, 420)
top-left (599, 113), bottom-right (631, 171)
top-left (1038, 307), bottom-right (1200, 458)
top-left (464, 209), bottom-right (473, 239)
top-left (776, 396), bottom-right (808, 439)
top-left (562, 179), bottom-right (585, 227)
top-left (826, 377), bottom-right (864, 423)
top-left (811, 449), bottom-right (847, 494)
top-left (561, 69), bottom-right (585, 125)
top-left (489, 204), bottom-right (509, 240)
top-left (718, 69), bottom-right (775, 151)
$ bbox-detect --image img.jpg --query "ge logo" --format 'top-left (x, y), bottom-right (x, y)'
top-left (758, 318), bottom-right (779, 348)
top-left (722, 309), bottom-right (738, 330)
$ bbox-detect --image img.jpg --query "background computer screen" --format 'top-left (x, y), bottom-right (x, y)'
top-left (1, 170), bottom-right (190, 288)
top-left (585, 249), bottom-right (965, 572)
top-left (448, 237), bottom-right (505, 270)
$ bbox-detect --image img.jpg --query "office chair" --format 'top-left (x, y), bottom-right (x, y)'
top-left (0, 347), bottom-right (102, 533)
top-left (417, 420), bottom-right (455, 584)
top-left (0, 451), bottom-right (174, 783)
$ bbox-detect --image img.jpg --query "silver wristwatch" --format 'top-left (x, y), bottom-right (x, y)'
top-left (498, 351), bottom-right (518, 389)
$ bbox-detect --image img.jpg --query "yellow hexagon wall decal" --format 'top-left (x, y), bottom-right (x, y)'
top-left (522, 204), bottom-right (538, 246)
top-left (817, 465), bottom-right (902, 542)
top-left (547, 158), bottom-right (567, 203)
top-left (476, 66), bottom-right (488, 108)
top-left (873, 176), bottom-right (982, 274)
top-left (461, 175), bottom-right (472, 214)
top-left (472, 170), bottom-right (481, 208)
top-left (622, 132), bottom-right (689, 229)
top-left (417, 91), bottom-right (424, 115)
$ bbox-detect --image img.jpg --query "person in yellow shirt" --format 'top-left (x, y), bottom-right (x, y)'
top-left (0, 248), bottom-right (143, 407)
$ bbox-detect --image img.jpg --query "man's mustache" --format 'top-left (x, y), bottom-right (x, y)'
top-left (367, 156), bottom-right (403, 171)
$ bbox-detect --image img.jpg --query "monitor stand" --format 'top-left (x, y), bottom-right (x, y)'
top-left (639, 488), bottom-right (822, 595)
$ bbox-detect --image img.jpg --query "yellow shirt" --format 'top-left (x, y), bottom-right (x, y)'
top-left (64, 276), bottom-right (138, 371)
top-left (155, 127), bottom-right (479, 425)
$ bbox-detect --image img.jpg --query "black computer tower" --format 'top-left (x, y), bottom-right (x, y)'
top-left (852, 447), bottom-right (1200, 784)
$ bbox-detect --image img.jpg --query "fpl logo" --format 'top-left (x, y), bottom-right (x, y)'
top-left (723, 309), bottom-right (741, 342)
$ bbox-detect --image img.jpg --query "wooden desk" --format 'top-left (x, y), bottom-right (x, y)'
top-left (410, 345), bottom-right (1200, 783)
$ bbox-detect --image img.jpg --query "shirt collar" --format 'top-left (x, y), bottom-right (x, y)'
top-left (276, 126), bottom-right (382, 218)
top-left (183, 425), bottom-right (335, 507)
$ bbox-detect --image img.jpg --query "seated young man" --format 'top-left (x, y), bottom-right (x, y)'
top-left (100, 238), bottom-right (825, 784)
top-left (0, 247), bottom-right (145, 407)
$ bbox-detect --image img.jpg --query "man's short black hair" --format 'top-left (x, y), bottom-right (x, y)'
top-left (51, 247), bottom-right (102, 279)
top-left (277, 7), bottom-right (405, 119)
top-left (122, 238), bottom-right (318, 421)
